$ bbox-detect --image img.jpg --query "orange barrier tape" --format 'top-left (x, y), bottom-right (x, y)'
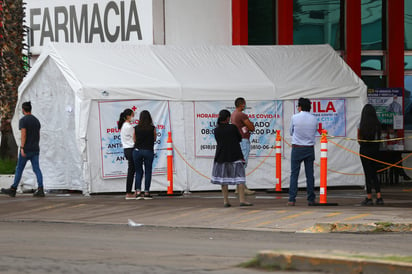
top-left (282, 136), bottom-right (364, 176)
top-left (172, 143), bottom-right (275, 180)
top-left (329, 135), bottom-right (412, 143)
top-left (328, 139), bottom-right (412, 171)
top-left (172, 144), bottom-right (211, 180)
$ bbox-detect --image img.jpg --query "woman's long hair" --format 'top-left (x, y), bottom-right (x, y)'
top-left (359, 104), bottom-right (381, 140)
top-left (217, 109), bottom-right (231, 126)
top-left (137, 110), bottom-right (153, 129)
top-left (118, 108), bottom-right (134, 130)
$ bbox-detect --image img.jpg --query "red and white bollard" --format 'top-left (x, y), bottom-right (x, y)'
top-left (167, 132), bottom-right (174, 195)
top-left (275, 130), bottom-right (282, 192)
top-left (319, 130), bottom-right (337, 206)
top-left (320, 130), bottom-right (328, 204)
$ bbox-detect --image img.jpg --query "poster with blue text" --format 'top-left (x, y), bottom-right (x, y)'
top-left (294, 99), bottom-right (346, 137)
top-left (98, 100), bottom-right (171, 179)
top-left (194, 101), bottom-right (283, 157)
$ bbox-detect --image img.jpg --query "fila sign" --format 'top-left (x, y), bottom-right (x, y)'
top-left (26, 0), bottom-right (155, 54)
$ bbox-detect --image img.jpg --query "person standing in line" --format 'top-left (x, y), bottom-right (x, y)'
top-left (358, 104), bottom-right (384, 206)
top-left (211, 109), bottom-right (253, 207)
top-left (118, 108), bottom-right (136, 200)
top-left (133, 110), bottom-right (156, 200)
top-left (288, 98), bottom-right (318, 206)
top-left (231, 97), bottom-right (255, 195)
top-left (1, 102), bottom-right (44, 197)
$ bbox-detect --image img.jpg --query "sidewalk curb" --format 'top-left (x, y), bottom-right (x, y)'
top-left (304, 222), bottom-right (412, 233)
top-left (252, 251), bottom-right (412, 274)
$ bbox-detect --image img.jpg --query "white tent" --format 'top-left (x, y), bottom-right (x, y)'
top-left (13, 43), bottom-right (367, 194)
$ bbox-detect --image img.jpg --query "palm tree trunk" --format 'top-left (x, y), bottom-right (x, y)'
top-left (0, 0), bottom-right (27, 160)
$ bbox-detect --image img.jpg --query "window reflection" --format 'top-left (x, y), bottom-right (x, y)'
top-left (361, 56), bottom-right (383, 70)
top-left (406, 0), bottom-right (412, 50)
top-left (405, 56), bottom-right (412, 70)
top-left (362, 76), bottom-right (386, 89)
top-left (293, 0), bottom-right (342, 50)
top-left (361, 0), bottom-right (384, 50)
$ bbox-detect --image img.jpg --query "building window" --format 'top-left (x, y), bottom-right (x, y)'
top-left (406, 0), bottom-right (412, 50)
top-left (248, 0), bottom-right (275, 45)
top-left (404, 75), bottom-right (412, 129)
top-left (361, 51), bottom-right (386, 89)
top-left (405, 53), bottom-right (412, 129)
top-left (293, 0), bottom-right (343, 50)
top-left (361, 0), bottom-right (385, 50)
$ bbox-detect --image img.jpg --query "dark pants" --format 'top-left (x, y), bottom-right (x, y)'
top-left (124, 148), bottom-right (135, 193)
top-left (289, 146), bottom-right (315, 203)
top-left (360, 146), bottom-right (381, 194)
top-left (12, 151), bottom-right (43, 189)
top-left (133, 149), bottom-right (154, 192)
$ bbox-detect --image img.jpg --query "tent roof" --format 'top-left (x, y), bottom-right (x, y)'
top-left (19, 43), bottom-right (366, 101)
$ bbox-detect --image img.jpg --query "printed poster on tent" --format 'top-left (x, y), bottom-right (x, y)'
top-left (293, 99), bottom-right (346, 137)
top-left (194, 100), bottom-right (283, 157)
top-left (367, 88), bottom-right (404, 151)
top-left (98, 100), bottom-right (171, 179)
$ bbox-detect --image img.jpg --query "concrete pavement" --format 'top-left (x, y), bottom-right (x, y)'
top-left (1, 183), bottom-right (412, 232)
top-left (1, 179), bottom-right (412, 272)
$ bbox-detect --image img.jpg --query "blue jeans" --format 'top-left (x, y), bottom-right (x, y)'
top-left (289, 146), bottom-right (315, 203)
top-left (133, 149), bottom-right (154, 192)
top-left (240, 139), bottom-right (250, 168)
top-left (12, 151), bottom-right (43, 189)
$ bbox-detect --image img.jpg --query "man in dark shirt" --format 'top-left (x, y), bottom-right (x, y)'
top-left (1, 102), bottom-right (44, 197)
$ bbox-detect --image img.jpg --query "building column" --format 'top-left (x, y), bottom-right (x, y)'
top-left (387, 0), bottom-right (404, 88)
top-left (276, 0), bottom-right (293, 45)
top-left (344, 0), bottom-right (361, 77)
top-left (232, 0), bottom-right (248, 45)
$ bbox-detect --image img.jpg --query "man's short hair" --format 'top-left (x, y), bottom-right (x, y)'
top-left (235, 97), bottom-right (245, 107)
top-left (22, 101), bottom-right (32, 113)
top-left (298, 98), bottom-right (311, 112)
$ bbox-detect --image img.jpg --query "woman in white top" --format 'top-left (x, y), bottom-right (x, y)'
top-left (118, 108), bottom-right (136, 200)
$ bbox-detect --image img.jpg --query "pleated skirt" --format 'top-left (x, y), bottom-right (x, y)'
top-left (210, 160), bottom-right (246, 185)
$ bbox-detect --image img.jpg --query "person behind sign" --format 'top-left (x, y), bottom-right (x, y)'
top-left (118, 108), bottom-right (136, 200)
top-left (288, 98), bottom-right (318, 206)
top-left (133, 110), bottom-right (156, 200)
top-left (386, 95), bottom-right (402, 115)
top-left (211, 109), bottom-right (253, 207)
top-left (231, 97), bottom-right (255, 195)
top-left (358, 104), bottom-right (384, 206)
top-left (1, 102), bottom-right (44, 197)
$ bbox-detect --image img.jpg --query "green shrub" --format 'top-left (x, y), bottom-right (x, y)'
top-left (0, 158), bottom-right (16, 174)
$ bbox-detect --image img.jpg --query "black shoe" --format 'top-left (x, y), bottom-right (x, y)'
top-left (239, 202), bottom-right (253, 206)
top-left (361, 198), bottom-right (373, 206)
top-left (1, 187), bottom-right (16, 197)
top-left (143, 192), bottom-right (153, 200)
top-left (376, 198), bottom-right (384, 205)
top-left (33, 188), bottom-right (45, 197)
top-left (308, 201), bottom-right (318, 206)
top-left (403, 175), bottom-right (412, 181)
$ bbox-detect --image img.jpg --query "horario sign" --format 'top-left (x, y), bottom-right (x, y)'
top-left (25, 0), bottom-right (156, 54)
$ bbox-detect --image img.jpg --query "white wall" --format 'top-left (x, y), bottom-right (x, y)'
top-left (165, 0), bottom-right (232, 45)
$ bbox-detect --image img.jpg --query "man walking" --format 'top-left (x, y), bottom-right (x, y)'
top-left (231, 97), bottom-right (255, 195)
top-left (1, 102), bottom-right (44, 197)
top-left (288, 98), bottom-right (317, 206)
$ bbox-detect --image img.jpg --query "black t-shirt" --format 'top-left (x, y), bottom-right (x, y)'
top-left (19, 114), bottom-right (41, 153)
top-left (214, 124), bottom-right (243, 163)
top-left (134, 125), bottom-right (155, 151)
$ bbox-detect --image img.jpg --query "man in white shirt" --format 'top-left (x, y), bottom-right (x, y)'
top-left (288, 98), bottom-right (318, 206)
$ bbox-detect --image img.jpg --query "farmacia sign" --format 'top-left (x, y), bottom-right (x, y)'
top-left (26, 0), bottom-right (154, 54)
